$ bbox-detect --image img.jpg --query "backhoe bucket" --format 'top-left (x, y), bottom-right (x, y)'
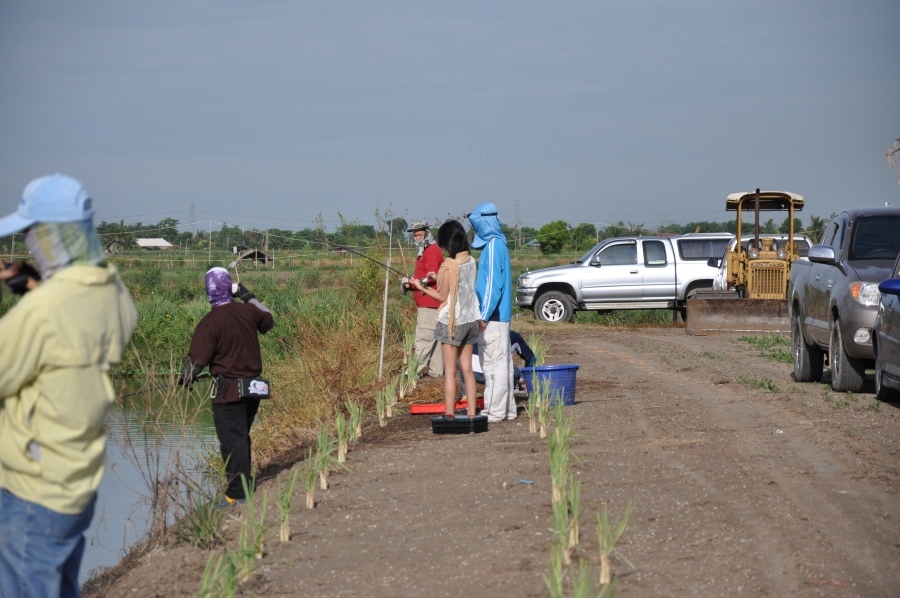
top-left (685, 296), bottom-right (789, 335)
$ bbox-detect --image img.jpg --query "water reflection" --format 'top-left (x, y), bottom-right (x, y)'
top-left (81, 381), bottom-right (218, 582)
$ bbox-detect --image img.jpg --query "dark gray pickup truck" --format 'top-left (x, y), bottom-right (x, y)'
top-left (789, 207), bottom-right (900, 391)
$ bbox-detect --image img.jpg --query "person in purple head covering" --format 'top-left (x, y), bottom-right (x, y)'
top-left (206, 266), bottom-right (234, 306)
top-left (180, 267), bottom-right (275, 506)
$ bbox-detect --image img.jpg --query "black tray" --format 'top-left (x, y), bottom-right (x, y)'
top-left (431, 414), bottom-right (489, 434)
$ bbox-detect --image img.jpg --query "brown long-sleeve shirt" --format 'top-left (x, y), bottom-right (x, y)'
top-left (187, 301), bottom-right (274, 403)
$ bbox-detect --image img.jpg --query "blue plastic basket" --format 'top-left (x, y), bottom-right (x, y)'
top-left (521, 364), bottom-right (580, 406)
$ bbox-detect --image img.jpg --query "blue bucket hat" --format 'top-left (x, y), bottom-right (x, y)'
top-left (0, 174), bottom-right (94, 237)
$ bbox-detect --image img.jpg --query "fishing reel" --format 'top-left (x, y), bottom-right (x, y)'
top-left (400, 276), bottom-right (435, 293)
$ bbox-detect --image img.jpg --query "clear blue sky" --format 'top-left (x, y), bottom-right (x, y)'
top-left (1, 1), bottom-right (898, 234)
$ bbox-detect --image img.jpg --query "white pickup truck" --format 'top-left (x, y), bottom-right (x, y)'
top-left (516, 233), bottom-right (732, 322)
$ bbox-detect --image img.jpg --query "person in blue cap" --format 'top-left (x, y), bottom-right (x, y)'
top-left (468, 202), bottom-right (516, 422)
top-left (0, 174), bottom-right (137, 597)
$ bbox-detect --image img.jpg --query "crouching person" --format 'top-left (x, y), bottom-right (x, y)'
top-left (180, 268), bottom-right (274, 507)
top-left (0, 174), bottom-right (137, 597)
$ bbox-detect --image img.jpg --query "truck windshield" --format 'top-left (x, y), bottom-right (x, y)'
top-left (575, 243), bottom-right (602, 264)
top-left (849, 215), bottom-right (900, 261)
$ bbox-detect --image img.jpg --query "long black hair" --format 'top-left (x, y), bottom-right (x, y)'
top-left (436, 220), bottom-right (469, 258)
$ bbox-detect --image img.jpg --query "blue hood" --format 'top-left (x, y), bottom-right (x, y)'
top-left (468, 202), bottom-right (505, 249)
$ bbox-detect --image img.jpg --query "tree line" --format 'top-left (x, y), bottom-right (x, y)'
top-left (528, 213), bottom-right (830, 254)
top-left (2, 213), bottom-right (832, 256)
top-left (94, 215), bottom-right (411, 253)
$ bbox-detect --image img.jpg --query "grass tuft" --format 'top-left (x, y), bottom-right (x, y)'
top-left (277, 468), bottom-right (300, 543)
top-left (738, 333), bottom-right (792, 363)
top-left (738, 375), bottom-right (779, 393)
top-left (597, 500), bottom-right (636, 586)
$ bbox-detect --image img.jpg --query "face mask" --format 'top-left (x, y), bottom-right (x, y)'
top-left (24, 220), bottom-right (104, 279)
top-left (415, 231), bottom-right (435, 256)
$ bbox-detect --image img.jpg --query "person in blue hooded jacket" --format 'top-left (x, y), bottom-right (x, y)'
top-left (468, 202), bottom-right (516, 422)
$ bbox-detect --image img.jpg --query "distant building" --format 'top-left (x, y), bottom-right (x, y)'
top-left (234, 248), bottom-right (273, 267)
top-left (136, 238), bottom-right (175, 250)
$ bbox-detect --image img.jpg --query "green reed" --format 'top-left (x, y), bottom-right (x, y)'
top-left (276, 468), bottom-right (300, 543)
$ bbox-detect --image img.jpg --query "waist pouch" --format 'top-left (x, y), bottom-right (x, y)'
top-left (213, 376), bottom-right (272, 401)
top-left (238, 377), bottom-right (271, 399)
top-left (239, 376), bottom-right (271, 399)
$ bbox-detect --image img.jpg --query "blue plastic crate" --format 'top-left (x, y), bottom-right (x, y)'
top-left (521, 364), bottom-right (580, 406)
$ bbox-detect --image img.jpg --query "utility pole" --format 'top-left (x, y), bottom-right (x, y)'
top-left (189, 201), bottom-right (197, 232)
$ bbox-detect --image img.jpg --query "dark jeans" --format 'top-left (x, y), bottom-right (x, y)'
top-left (212, 399), bottom-right (260, 500)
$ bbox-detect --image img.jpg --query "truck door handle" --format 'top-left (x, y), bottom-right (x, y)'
top-left (630, 270), bottom-right (639, 274)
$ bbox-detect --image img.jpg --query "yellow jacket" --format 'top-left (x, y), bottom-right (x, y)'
top-left (0, 264), bottom-right (137, 513)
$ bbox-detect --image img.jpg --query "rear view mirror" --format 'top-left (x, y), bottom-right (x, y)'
top-left (808, 245), bottom-right (836, 264)
top-left (707, 257), bottom-right (721, 268)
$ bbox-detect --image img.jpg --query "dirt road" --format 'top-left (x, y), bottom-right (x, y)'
top-left (98, 327), bottom-right (900, 597)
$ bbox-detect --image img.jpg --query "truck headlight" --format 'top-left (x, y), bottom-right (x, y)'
top-left (776, 248), bottom-right (786, 259)
top-left (518, 276), bottom-right (531, 287)
top-left (748, 249), bottom-right (760, 259)
top-left (850, 282), bottom-right (881, 306)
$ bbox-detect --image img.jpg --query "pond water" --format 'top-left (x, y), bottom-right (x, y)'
top-left (80, 383), bottom-right (218, 582)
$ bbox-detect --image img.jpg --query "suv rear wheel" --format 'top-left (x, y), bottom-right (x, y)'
top-left (792, 312), bottom-right (823, 382)
top-left (829, 319), bottom-right (865, 392)
top-left (534, 291), bottom-right (575, 323)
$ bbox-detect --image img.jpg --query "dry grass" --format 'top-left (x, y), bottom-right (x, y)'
top-left (251, 307), bottom-right (409, 468)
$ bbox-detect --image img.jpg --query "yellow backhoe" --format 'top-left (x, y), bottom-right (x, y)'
top-left (685, 189), bottom-right (804, 335)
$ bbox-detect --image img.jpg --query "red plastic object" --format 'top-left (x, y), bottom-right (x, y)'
top-left (409, 398), bottom-right (484, 414)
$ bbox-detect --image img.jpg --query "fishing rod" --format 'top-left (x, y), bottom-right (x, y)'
top-left (332, 242), bottom-right (435, 289)
top-left (229, 236), bottom-right (431, 287)
top-left (328, 243), bottom-right (431, 286)
top-left (333, 243), bottom-right (408, 278)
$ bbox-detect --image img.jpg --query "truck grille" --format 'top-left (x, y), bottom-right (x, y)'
top-left (749, 262), bottom-right (787, 299)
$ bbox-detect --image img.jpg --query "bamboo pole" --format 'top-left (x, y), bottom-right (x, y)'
top-left (377, 228), bottom-right (392, 380)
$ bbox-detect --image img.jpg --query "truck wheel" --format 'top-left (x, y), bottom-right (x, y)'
top-left (829, 321), bottom-right (865, 392)
top-left (874, 341), bottom-right (900, 402)
top-left (791, 313), bottom-right (823, 382)
top-left (534, 291), bottom-right (575, 323)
